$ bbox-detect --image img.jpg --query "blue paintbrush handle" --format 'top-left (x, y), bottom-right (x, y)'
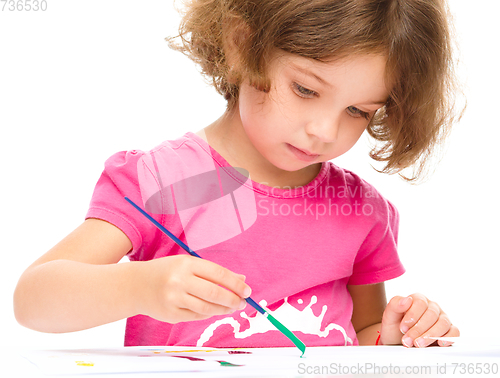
top-left (124, 197), bottom-right (201, 258)
top-left (244, 297), bottom-right (265, 315)
top-left (124, 196), bottom-right (265, 314)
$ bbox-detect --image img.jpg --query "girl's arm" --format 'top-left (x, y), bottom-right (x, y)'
top-left (14, 218), bottom-right (250, 333)
top-left (348, 283), bottom-right (386, 345)
top-left (348, 283), bottom-right (459, 347)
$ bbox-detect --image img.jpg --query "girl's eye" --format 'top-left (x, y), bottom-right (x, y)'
top-left (292, 83), bottom-right (371, 121)
top-left (346, 106), bottom-right (370, 120)
top-left (292, 83), bottom-right (317, 98)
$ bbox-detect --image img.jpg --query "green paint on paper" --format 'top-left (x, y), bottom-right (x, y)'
top-left (266, 312), bottom-right (306, 357)
top-left (218, 361), bottom-right (243, 367)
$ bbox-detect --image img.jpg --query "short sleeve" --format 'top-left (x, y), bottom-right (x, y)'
top-left (85, 149), bottom-right (161, 261)
top-left (348, 198), bottom-right (405, 285)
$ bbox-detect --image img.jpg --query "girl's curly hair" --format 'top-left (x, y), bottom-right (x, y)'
top-left (166, 0), bottom-right (465, 181)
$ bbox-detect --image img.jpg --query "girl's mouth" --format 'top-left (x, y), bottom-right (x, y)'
top-left (287, 144), bottom-right (320, 162)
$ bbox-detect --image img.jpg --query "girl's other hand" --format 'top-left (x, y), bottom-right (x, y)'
top-left (138, 255), bottom-right (252, 324)
top-left (380, 293), bottom-right (459, 347)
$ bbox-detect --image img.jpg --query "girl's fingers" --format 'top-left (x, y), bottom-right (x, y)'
top-left (186, 275), bottom-right (247, 312)
top-left (170, 306), bottom-right (211, 322)
top-left (383, 295), bottom-right (413, 325)
top-left (435, 325), bottom-right (460, 347)
top-left (180, 292), bottom-right (244, 318)
top-left (380, 295), bottom-right (413, 345)
top-left (167, 302), bottom-right (230, 323)
top-left (413, 319), bottom-right (458, 348)
top-left (382, 293), bottom-right (458, 348)
top-left (191, 258), bottom-right (252, 300)
top-left (398, 293), bottom-right (429, 334)
top-left (402, 300), bottom-right (441, 347)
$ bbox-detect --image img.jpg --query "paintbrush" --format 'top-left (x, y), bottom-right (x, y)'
top-left (124, 196), bottom-right (306, 356)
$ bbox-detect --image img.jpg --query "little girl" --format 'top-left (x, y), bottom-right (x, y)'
top-left (14, 0), bottom-right (462, 348)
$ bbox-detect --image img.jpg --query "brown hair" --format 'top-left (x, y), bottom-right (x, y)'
top-left (167, 0), bottom-right (465, 181)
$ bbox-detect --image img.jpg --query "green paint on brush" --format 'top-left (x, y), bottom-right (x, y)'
top-left (265, 312), bottom-right (306, 357)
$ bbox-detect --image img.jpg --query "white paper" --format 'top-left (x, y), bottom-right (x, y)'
top-left (21, 344), bottom-right (500, 376)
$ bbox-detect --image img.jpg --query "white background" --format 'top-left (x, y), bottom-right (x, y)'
top-left (1, 0), bottom-right (498, 348)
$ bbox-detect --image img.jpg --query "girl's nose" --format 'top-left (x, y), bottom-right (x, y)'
top-left (304, 111), bottom-right (341, 143)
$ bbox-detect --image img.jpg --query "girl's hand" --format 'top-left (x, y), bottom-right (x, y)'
top-left (380, 293), bottom-right (459, 347)
top-left (138, 255), bottom-right (252, 324)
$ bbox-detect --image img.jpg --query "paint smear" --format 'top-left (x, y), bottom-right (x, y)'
top-left (171, 355), bottom-right (205, 362)
top-left (164, 349), bottom-right (219, 353)
top-left (75, 361), bottom-right (94, 367)
top-left (161, 349), bottom-right (249, 354)
top-left (217, 360), bottom-right (244, 367)
top-left (172, 355), bottom-right (243, 367)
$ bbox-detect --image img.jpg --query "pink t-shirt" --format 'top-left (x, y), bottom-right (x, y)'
top-left (86, 132), bottom-right (405, 347)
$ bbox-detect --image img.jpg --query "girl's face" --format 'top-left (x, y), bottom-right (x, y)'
top-left (236, 51), bottom-right (390, 176)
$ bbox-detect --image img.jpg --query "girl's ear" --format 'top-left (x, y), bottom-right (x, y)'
top-left (222, 15), bottom-right (252, 84)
